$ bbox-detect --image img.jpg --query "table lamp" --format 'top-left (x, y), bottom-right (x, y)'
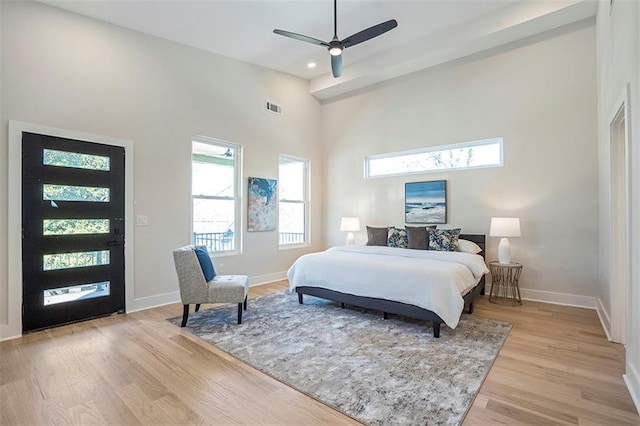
top-left (340, 217), bottom-right (360, 245)
top-left (490, 217), bottom-right (521, 264)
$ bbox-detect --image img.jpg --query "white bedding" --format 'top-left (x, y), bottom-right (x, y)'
top-left (287, 245), bottom-right (489, 329)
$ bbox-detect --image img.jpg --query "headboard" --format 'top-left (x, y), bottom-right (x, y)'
top-left (459, 233), bottom-right (486, 259)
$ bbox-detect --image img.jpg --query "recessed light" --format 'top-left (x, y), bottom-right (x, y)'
top-left (307, 62), bottom-right (317, 69)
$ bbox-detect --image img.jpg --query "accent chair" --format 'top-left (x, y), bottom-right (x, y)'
top-left (172, 245), bottom-right (249, 327)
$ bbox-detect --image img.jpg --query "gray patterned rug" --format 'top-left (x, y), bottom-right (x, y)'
top-left (168, 291), bottom-right (511, 426)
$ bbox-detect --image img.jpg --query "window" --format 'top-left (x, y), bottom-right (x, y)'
top-left (192, 137), bottom-right (241, 254)
top-left (279, 155), bottom-right (308, 247)
top-left (365, 138), bottom-right (503, 178)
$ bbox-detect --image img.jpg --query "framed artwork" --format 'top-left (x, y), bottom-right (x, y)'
top-left (248, 177), bottom-right (278, 232)
top-left (405, 180), bottom-right (447, 224)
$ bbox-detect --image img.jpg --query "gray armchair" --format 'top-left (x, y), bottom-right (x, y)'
top-left (173, 245), bottom-right (249, 327)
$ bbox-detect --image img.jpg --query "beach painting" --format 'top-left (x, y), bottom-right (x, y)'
top-left (405, 180), bottom-right (447, 224)
top-left (248, 177), bottom-right (278, 232)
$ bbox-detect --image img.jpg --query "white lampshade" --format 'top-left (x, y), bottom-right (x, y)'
top-left (340, 217), bottom-right (361, 232)
top-left (489, 217), bottom-right (521, 237)
top-left (490, 217), bottom-right (521, 265)
top-left (340, 217), bottom-right (360, 245)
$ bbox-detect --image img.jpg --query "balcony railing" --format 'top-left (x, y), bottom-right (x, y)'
top-left (193, 231), bottom-right (234, 252)
top-left (193, 231), bottom-right (305, 251)
top-left (279, 232), bottom-right (305, 245)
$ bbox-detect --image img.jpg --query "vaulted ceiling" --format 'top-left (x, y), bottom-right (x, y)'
top-left (40, 0), bottom-right (597, 101)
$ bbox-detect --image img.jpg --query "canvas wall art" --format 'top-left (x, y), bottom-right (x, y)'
top-left (405, 180), bottom-right (447, 224)
top-left (248, 177), bottom-right (278, 232)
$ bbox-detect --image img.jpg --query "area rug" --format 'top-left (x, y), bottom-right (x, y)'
top-left (168, 291), bottom-right (511, 426)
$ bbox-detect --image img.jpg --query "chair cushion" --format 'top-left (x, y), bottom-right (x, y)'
top-left (193, 246), bottom-right (216, 281)
top-left (207, 275), bottom-right (250, 303)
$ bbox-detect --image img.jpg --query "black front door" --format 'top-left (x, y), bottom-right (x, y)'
top-left (22, 132), bottom-right (125, 333)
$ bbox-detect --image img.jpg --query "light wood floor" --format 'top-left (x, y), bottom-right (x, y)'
top-left (1, 281), bottom-right (638, 425)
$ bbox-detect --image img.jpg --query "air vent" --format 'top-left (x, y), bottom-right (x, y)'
top-left (266, 100), bottom-right (282, 115)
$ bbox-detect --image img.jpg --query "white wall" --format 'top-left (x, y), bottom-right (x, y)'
top-left (321, 23), bottom-right (599, 306)
top-left (596, 0), bottom-right (640, 411)
top-left (0, 1), bottom-right (323, 338)
top-left (0, 1), bottom-right (5, 324)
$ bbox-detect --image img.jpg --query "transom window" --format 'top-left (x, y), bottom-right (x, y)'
top-left (192, 137), bottom-right (241, 254)
top-left (279, 155), bottom-right (309, 247)
top-left (365, 138), bottom-right (503, 178)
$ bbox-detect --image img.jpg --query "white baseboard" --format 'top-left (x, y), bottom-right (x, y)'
top-left (0, 324), bottom-right (22, 342)
top-left (249, 271), bottom-right (287, 287)
top-left (129, 291), bottom-right (181, 313)
top-left (127, 271), bottom-right (289, 313)
top-left (624, 362), bottom-right (640, 415)
top-left (518, 287), bottom-right (598, 309)
top-left (596, 297), bottom-right (613, 341)
top-left (499, 286), bottom-right (609, 341)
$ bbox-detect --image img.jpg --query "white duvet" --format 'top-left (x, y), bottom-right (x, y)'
top-left (287, 245), bottom-right (489, 329)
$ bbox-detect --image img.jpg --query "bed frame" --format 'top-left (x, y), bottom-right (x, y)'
top-left (295, 234), bottom-right (486, 338)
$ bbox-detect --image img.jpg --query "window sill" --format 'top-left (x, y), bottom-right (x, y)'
top-left (279, 243), bottom-right (309, 251)
top-left (210, 250), bottom-right (241, 258)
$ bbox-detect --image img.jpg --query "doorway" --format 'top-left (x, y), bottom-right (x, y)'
top-left (21, 132), bottom-right (125, 333)
top-left (609, 86), bottom-right (631, 344)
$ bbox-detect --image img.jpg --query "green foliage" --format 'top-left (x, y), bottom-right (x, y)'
top-left (43, 251), bottom-right (110, 271)
top-left (43, 219), bottom-right (110, 236)
top-left (43, 184), bottom-right (109, 202)
top-left (44, 149), bottom-right (109, 171)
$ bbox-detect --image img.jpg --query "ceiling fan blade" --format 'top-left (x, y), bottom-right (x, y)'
top-left (331, 54), bottom-right (343, 78)
top-left (342, 19), bottom-right (398, 49)
top-left (273, 29), bottom-right (329, 47)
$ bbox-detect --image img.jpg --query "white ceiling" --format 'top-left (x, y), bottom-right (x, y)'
top-left (39, 0), bottom-right (597, 101)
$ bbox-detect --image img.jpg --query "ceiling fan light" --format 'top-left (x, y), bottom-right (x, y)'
top-left (329, 46), bottom-right (343, 56)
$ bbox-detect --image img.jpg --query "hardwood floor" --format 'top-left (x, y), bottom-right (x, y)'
top-left (1, 281), bottom-right (638, 425)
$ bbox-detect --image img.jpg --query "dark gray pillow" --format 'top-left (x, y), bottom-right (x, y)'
top-left (366, 226), bottom-right (388, 246)
top-left (406, 226), bottom-right (436, 250)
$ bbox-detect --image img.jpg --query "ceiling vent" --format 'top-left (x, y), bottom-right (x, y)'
top-left (266, 100), bottom-right (282, 115)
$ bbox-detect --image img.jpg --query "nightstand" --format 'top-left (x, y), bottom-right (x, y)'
top-left (488, 261), bottom-right (523, 306)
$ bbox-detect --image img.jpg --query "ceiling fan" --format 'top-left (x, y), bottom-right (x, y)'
top-left (273, 0), bottom-right (398, 78)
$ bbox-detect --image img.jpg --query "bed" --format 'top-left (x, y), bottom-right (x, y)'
top-left (287, 234), bottom-right (488, 338)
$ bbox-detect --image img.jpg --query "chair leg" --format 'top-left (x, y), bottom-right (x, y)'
top-left (181, 304), bottom-right (190, 327)
top-left (195, 304), bottom-right (201, 312)
top-left (243, 295), bottom-right (247, 311)
top-left (237, 302), bottom-right (243, 324)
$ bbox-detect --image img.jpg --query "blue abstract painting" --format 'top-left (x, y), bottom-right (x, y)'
top-left (248, 177), bottom-right (278, 231)
top-left (405, 180), bottom-right (447, 224)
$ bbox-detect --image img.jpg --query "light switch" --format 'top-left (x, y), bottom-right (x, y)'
top-left (136, 215), bottom-right (149, 226)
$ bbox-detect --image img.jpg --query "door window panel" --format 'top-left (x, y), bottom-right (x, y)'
top-left (43, 219), bottom-right (110, 236)
top-left (43, 184), bottom-right (110, 202)
top-left (44, 281), bottom-right (110, 306)
top-left (43, 250), bottom-right (110, 271)
top-left (43, 149), bottom-right (110, 171)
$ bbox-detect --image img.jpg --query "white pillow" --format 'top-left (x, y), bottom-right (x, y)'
top-left (457, 239), bottom-right (482, 254)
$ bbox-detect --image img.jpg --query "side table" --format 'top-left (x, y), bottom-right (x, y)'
top-left (488, 261), bottom-right (523, 306)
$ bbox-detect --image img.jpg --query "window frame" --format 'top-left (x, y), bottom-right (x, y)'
top-left (278, 154), bottom-right (309, 249)
top-left (191, 135), bottom-right (242, 257)
top-left (364, 137), bottom-right (503, 179)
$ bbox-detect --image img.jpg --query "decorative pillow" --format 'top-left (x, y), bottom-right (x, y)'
top-left (193, 246), bottom-right (216, 281)
top-left (387, 227), bottom-right (408, 249)
top-left (457, 238), bottom-right (483, 254)
top-left (428, 228), bottom-right (461, 251)
top-left (406, 226), bottom-right (437, 250)
top-left (366, 226), bottom-right (388, 246)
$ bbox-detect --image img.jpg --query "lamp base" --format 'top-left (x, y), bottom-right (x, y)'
top-left (498, 237), bottom-right (512, 264)
top-left (346, 232), bottom-right (355, 245)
